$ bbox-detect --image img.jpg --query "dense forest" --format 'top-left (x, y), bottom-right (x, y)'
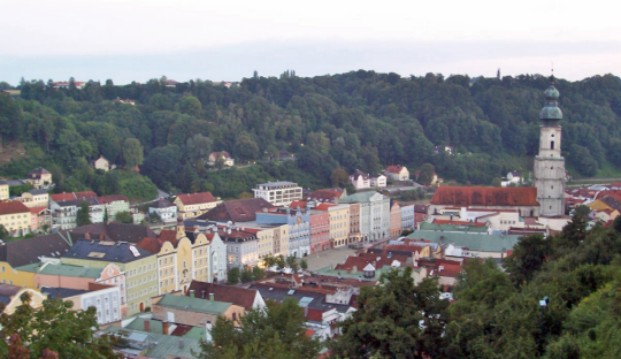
top-left (1, 71), bottom-right (621, 199)
top-left (331, 208), bottom-right (621, 358)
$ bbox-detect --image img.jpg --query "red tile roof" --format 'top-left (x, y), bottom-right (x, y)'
top-left (0, 201), bottom-right (30, 215)
top-left (199, 198), bottom-right (274, 222)
top-left (51, 191), bottom-right (98, 202)
top-left (187, 281), bottom-right (258, 311)
top-left (176, 192), bottom-right (217, 205)
top-left (431, 186), bottom-right (538, 207)
top-left (433, 219), bottom-right (487, 227)
top-left (385, 165), bottom-right (404, 174)
top-left (313, 203), bottom-right (335, 211)
top-left (306, 188), bottom-right (344, 203)
top-left (98, 195), bottom-right (129, 204)
top-left (335, 252), bottom-right (409, 272)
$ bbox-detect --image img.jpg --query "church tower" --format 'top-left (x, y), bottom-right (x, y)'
top-left (534, 80), bottom-right (566, 217)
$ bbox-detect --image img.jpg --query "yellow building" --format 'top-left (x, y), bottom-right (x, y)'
top-left (139, 222), bottom-right (212, 295)
top-left (174, 192), bottom-right (222, 219)
top-left (0, 201), bottom-right (32, 236)
top-left (0, 182), bottom-right (9, 201)
top-left (14, 189), bottom-right (50, 208)
top-left (316, 203), bottom-right (350, 248)
top-left (0, 232), bottom-right (71, 288)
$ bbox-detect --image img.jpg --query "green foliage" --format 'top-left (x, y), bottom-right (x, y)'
top-left (240, 267), bottom-right (253, 283)
top-left (227, 268), bottom-right (240, 284)
top-left (8, 183), bottom-right (34, 197)
top-left (198, 298), bottom-right (320, 359)
top-left (76, 201), bottom-right (92, 226)
top-left (0, 294), bottom-right (118, 358)
top-left (332, 268), bottom-right (448, 359)
top-left (0, 225), bottom-right (8, 239)
top-left (113, 211), bottom-right (133, 224)
top-left (121, 137), bottom-right (143, 168)
top-left (7, 73), bottom-right (621, 197)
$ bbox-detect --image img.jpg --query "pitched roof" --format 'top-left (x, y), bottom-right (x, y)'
top-left (431, 186), bottom-right (538, 207)
top-left (0, 201), bottom-right (30, 215)
top-left (51, 191), bottom-right (98, 203)
top-left (187, 281), bottom-right (258, 311)
top-left (17, 262), bottom-right (102, 278)
top-left (155, 294), bottom-right (231, 315)
top-left (63, 240), bottom-right (152, 263)
top-left (150, 198), bottom-right (175, 208)
top-left (198, 198), bottom-right (274, 222)
top-left (98, 195), bottom-right (129, 204)
top-left (305, 188), bottom-right (345, 203)
top-left (176, 192), bottom-right (217, 206)
top-left (0, 232), bottom-right (71, 267)
top-left (70, 223), bottom-right (156, 243)
top-left (28, 167), bottom-right (50, 177)
top-left (408, 229), bottom-right (521, 253)
top-left (385, 165), bottom-right (405, 174)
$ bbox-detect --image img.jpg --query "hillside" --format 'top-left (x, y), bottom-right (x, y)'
top-left (1, 72), bottom-right (621, 197)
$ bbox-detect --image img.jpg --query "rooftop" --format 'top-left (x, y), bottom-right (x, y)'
top-left (156, 294), bottom-right (232, 315)
top-left (63, 240), bottom-right (152, 263)
top-left (17, 262), bottom-right (102, 278)
top-left (408, 229), bottom-right (521, 253)
top-left (431, 186), bottom-right (538, 207)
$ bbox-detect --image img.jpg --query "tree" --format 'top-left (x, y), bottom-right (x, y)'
top-left (300, 259), bottom-right (308, 271)
top-left (0, 224), bottom-right (8, 239)
top-left (178, 95), bottom-right (202, 117)
top-left (559, 205), bottom-right (590, 248)
top-left (76, 201), bottom-right (92, 226)
top-left (227, 268), bottom-right (240, 284)
top-left (504, 234), bottom-right (552, 286)
top-left (330, 167), bottom-right (349, 187)
top-left (240, 267), bottom-right (253, 283)
top-left (198, 298), bottom-right (320, 359)
top-left (252, 266), bottom-right (265, 281)
top-left (332, 268), bottom-right (448, 358)
top-left (286, 255), bottom-right (299, 272)
top-left (417, 163), bottom-right (436, 185)
top-left (113, 211), bottom-right (133, 224)
top-left (122, 138), bottom-right (144, 169)
top-left (0, 293), bottom-right (118, 358)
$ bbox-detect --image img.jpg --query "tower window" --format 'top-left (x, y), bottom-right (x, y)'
top-left (550, 141), bottom-right (555, 150)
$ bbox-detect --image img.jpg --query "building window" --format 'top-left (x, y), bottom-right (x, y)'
top-left (550, 141), bottom-right (555, 150)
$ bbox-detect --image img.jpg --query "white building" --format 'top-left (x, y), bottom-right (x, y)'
top-left (341, 191), bottom-right (390, 242)
top-left (252, 181), bottom-right (303, 207)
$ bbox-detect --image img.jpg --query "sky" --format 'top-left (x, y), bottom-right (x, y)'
top-left (2, 0), bottom-right (620, 84)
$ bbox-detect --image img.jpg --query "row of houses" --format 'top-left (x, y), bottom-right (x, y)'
top-left (0, 220), bottom-right (228, 321)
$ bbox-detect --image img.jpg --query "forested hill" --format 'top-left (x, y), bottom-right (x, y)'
top-left (1, 72), bottom-right (620, 198)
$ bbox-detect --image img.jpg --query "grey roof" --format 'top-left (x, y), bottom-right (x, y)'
top-left (41, 287), bottom-right (89, 299)
top-left (0, 232), bottom-right (72, 268)
top-left (407, 229), bottom-right (521, 253)
top-left (70, 223), bottom-right (156, 243)
top-left (341, 191), bottom-right (384, 203)
top-left (63, 240), bottom-right (153, 263)
top-left (249, 283), bottom-right (351, 314)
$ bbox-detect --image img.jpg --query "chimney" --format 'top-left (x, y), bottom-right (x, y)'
top-left (99, 232), bottom-right (104, 240)
top-left (209, 293), bottom-right (214, 301)
top-left (178, 339), bottom-right (185, 349)
top-left (201, 290), bottom-right (206, 299)
top-left (143, 319), bottom-right (150, 332)
top-left (162, 321), bottom-right (169, 335)
top-left (85, 232), bottom-right (91, 240)
top-left (190, 289), bottom-right (195, 298)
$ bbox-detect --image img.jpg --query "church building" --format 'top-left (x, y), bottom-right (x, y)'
top-left (429, 80), bottom-right (567, 221)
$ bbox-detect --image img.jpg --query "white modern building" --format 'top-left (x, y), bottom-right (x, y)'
top-left (252, 181), bottom-right (303, 207)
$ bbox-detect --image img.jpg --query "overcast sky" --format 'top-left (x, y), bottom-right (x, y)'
top-left (3, 0), bottom-right (620, 84)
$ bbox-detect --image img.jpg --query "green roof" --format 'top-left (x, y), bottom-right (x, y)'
top-left (157, 294), bottom-right (231, 315)
top-left (419, 222), bottom-right (488, 233)
top-left (314, 265), bottom-right (400, 281)
top-left (102, 326), bottom-right (201, 359)
top-left (16, 262), bottom-right (101, 279)
top-left (341, 191), bottom-right (382, 203)
top-left (408, 229), bottom-right (522, 253)
top-left (124, 317), bottom-right (207, 339)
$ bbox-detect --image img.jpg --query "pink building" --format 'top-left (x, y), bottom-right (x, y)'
top-left (291, 200), bottom-right (330, 254)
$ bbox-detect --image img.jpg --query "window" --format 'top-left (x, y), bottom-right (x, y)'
top-left (550, 141), bottom-right (555, 150)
